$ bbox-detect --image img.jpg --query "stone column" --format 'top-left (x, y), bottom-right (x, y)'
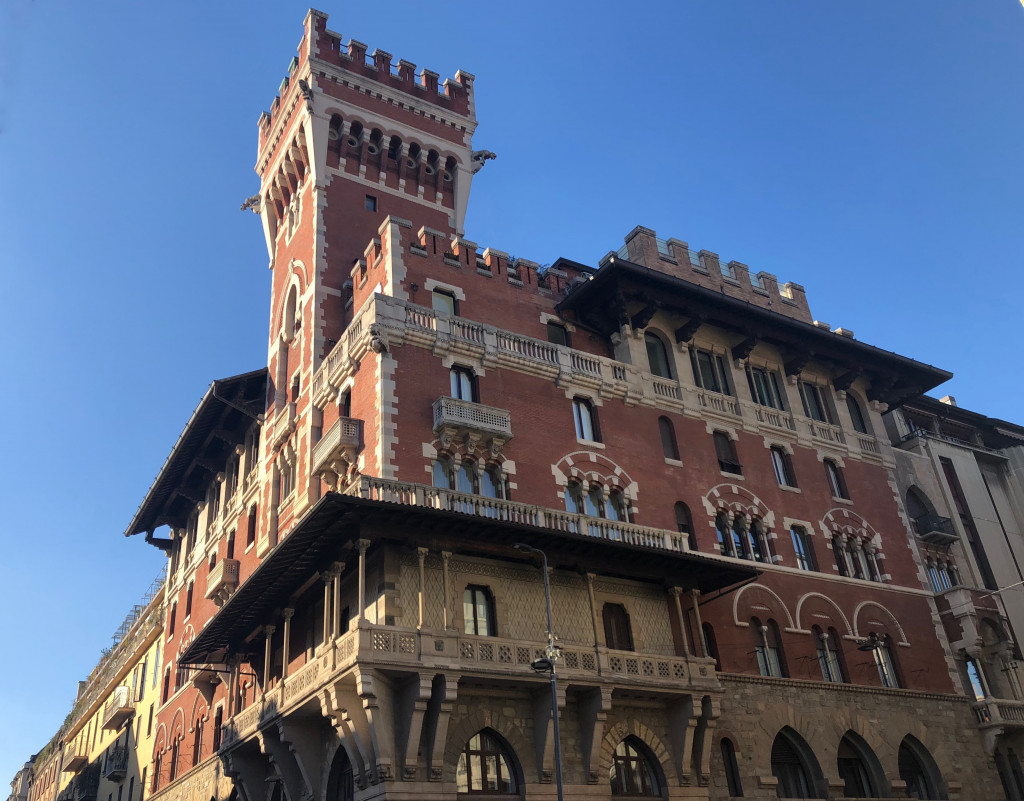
top-left (442, 551), bottom-right (452, 631)
top-left (690, 590), bottom-right (706, 657)
top-left (417, 547), bottom-right (429, 629)
top-left (358, 539), bottom-right (370, 622)
top-left (670, 587), bottom-right (690, 656)
top-left (323, 571), bottom-right (334, 643)
top-left (282, 609), bottom-right (294, 679)
top-left (333, 562), bottom-right (345, 636)
top-left (263, 625), bottom-right (276, 691)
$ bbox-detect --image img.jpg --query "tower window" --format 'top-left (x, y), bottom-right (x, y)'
top-left (431, 289), bottom-right (457, 316)
top-left (546, 322), bottom-right (570, 346)
top-left (714, 431), bottom-right (741, 474)
top-left (364, 194), bottom-right (377, 212)
top-left (690, 348), bottom-right (732, 395)
top-left (659, 417), bottom-right (680, 461)
top-left (450, 366), bottom-right (478, 402)
top-left (799, 381), bottom-right (834, 424)
top-left (644, 332), bottom-right (672, 379)
top-left (747, 365), bottom-right (785, 410)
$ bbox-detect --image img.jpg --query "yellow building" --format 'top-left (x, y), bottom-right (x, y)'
top-left (55, 575), bottom-right (164, 801)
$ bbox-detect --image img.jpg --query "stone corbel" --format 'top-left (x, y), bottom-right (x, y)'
top-left (531, 680), bottom-right (567, 783)
top-left (578, 687), bottom-right (613, 783)
top-left (669, 696), bottom-right (697, 785)
top-left (426, 674), bottom-right (459, 780)
top-left (395, 673), bottom-right (434, 780)
top-left (320, 680), bottom-right (375, 789)
top-left (257, 726), bottom-right (310, 801)
top-left (356, 668), bottom-right (396, 783)
top-left (223, 750), bottom-right (267, 801)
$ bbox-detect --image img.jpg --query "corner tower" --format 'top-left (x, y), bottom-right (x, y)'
top-left (249, 8), bottom-right (484, 549)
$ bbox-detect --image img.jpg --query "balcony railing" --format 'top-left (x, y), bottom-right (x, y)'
top-left (272, 401), bottom-right (297, 447)
top-left (433, 396), bottom-right (513, 440)
top-left (913, 513), bottom-right (958, 545)
top-left (312, 417), bottom-right (363, 474)
top-left (72, 765), bottom-right (99, 801)
top-left (103, 744), bottom-right (129, 781)
top-left (101, 685), bottom-right (133, 730)
top-left (62, 742), bottom-right (88, 773)
top-left (205, 558), bottom-right (240, 605)
top-left (973, 698), bottom-right (1024, 727)
top-left (221, 624), bottom-right (717, 749)
top-left (753, 405), bottom-right (796, 431)
top-left (350, 476), bottom-right (688, 553)
top-left (807, 419), bottom-right (846, 446)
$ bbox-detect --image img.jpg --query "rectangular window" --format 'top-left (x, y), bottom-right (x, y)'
top-left (691, 348), bottom-right (732, 395)
top-left (147, 704), bottom-right (153, 736)
top-left (790, 526), bottom-right (816, 571)
top-left (213, 707), bottom-right (223, 752)
top-left (873, 642), bottom-right (900, 688)
top-left (185, 582), bottom-right (194, 618)
top-left (168, 603), bottom-right (176, 636)
top-left (546, 322), bottom-right (570, 346)
top-left (127, 779), bottom-right (134, 801)
top-left (431, 289), bottom-right (457, 316)
top-left (450, 366), bottom-right (477, 402)
top-left (364, 194), bottom-right (377, 212)
top-left (747, 365), bottom-right (785, 409)
top-left (771, 447), bottom-right (796, 487)
top-left (247, 504), bottom-right (258, 546)
top-left (226, 529), bottom-right (236, 560)
top-left (572, 398), bottom-right (599, 442)
top-left (714, 431), bottom-right (741, 475)
top-left (799, 381), bottom-right (833, 423)
top-left (825, 460), bottom-right (849, 500)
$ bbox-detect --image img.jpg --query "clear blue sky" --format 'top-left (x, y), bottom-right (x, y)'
top-left (1, 0), bottom-right (1021, 776)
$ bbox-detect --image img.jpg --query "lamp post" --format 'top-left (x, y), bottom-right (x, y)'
top-left (514, 543), bottom-right (565, 801)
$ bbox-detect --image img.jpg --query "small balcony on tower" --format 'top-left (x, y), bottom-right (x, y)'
top-left (100, 685), bottom-right (133, 730)
top-left (913, 513), bottom-right (958, 545)
top-left (432, 396), bottom-right (513, 448)
top-left (312, 416), bottom-right (363, 490)
top-left (206, 558), bottom-right (240, 606)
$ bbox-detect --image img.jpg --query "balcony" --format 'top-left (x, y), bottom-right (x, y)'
top-left (62, 742), bottom-right (87, 773)
top-left (101, 685), bottom-right (133, 730)
top-left (311, 416), bottom-right (363, 489)
top-left (73, 765), bottom-right (99, 801)
top-left (913, 513), bottom-right (958, 545)
top-left (807, 419), bottom-right (847, 447)
top-left (974, 698), bottom-right (1024, 727)
top-left (205, 558), bottom-right (240, 606)
top-left (272, 401), bottom-right (297, 447)
top-left (432, 396), bottom-right (513, 443)
top-left (102, 745), bottom-right (129, 781)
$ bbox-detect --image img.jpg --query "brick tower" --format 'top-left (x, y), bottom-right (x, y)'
top-left (250, 9), bottom-right (487, 553)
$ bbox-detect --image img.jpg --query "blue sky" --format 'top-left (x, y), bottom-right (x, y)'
top-left (1, 0), bottom-right (1022, 775)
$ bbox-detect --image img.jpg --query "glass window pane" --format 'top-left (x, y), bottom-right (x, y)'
top-left (432, 291), bottom-right (455, 315)
top-left (457, 465), bottom-right (475, 494)
top-left (586, 487), bottom-right (602, 517)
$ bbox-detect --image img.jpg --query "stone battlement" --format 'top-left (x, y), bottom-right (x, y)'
top-left (609, 225), bottom-right (815, 324)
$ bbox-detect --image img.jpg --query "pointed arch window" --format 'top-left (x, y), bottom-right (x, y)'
top-left (720, 737), bottom-right (744, 797)
top-left (327, 745), bottom-right (355, 801)
top-left (610, 737), bottom-right (661, 797)
top-left (898, 737), bottom-right (946, 800)
top-left (771, 730), bottom-right (817, 799)
top-left (480, 466), bottom-right (507, 500)
top-left (645, 332), bottom-right (672, 378)
top-left (837, 734), bottom-right (881, 798)
top-left (456, 730), bottom-right (518, 793)
top-left (433, 456), bottom-right (454, 489)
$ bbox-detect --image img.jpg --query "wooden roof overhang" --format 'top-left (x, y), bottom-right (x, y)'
top-left (179, 492), bottom-right (758, 665)
top-left (555, 256), bottom-right (952, 409)
top-left (125, 368), bottom-right (268, 543)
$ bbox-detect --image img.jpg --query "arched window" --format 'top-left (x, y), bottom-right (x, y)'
top-left (326, 745), bottom-right (355, 801)
top-left (732, 518), bottom-right (751, 560)
top-left (716, 512), bottom-right (735, 558)
top-left (846, 394), bottom-right (870, 435)
top-left (898, 736), bottom-right (946, 800)
top-left (433, 456), bottom-right (453, 489)
top-left (603, 603), bottom-right (634, 651)
top-left (455, 461), bottom-right (477, 494)
top-left (714, 431), bottom-right (741, 475)
top-left (565, 482), bottom-right (583, 515)
top-left (645, 332), bottom-right (672, 378)
top-left (748, 518), bottom-right (771, 564)
top-left (610, 737), bottom-right (661, 796)
top-left (771, 728), bottom-right (820, 799)
top-left (659, 417), bottom-right (679, 461)
top-left (480, 466), bottom-right (507, 500)
top-left (675, 502), bottom-right (696, 551)
top-left (456, 730), bottom-right (518, 793)
top-left (585, 486), bottom-right (603, 517)
top-left (871, 634), bottom-right (901, 688)
top-left (192, 716), bottom-right (203, 766)
top-left (813, 626), bottom-right (846, 683)
top-left (702, 623), bottom-right (720, 669)
top-left (751, 617), bottom-right (786, 677)
top-left (770, 446), bottom-right (796, 487)
top-left (463, 586), bottom-right (496, 636)
top-left (169, 739), bottom-right (179, 781)
top-left (837, 732), bottom-right (883, 798)
top-left (720, 737), bottom-right (743, 798)
top-left (606, 490), bottom-right (631, 523)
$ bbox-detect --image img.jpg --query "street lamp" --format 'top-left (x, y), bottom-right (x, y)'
top-left (513, 543), bottom-right (565, 801)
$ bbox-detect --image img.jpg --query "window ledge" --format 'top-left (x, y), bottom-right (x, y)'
top-left (664, 458), bottom-right (684, 467)
top-left (576, 438), bottom-right (606, 450)
top-left (779, 485), bottom-right (802, 494)
top-left (720, 470), bottom-right (744, 480)
top-left (831, 496), bottom-right (854, 505)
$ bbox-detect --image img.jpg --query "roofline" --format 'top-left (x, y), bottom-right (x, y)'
top-left (124, 368), bottom-right (267, 537)
top-left (557, 256), bottom-right (953, 386)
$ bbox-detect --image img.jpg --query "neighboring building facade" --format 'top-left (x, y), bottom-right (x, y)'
top-left (17, 7), bottom-right (1024, 801)
top-left (9, 758), bottom-right (34, 801)
top-left (47, 579), bottom-right (164, 801)
top-left (885, 394), bottom-right (1024, 795)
